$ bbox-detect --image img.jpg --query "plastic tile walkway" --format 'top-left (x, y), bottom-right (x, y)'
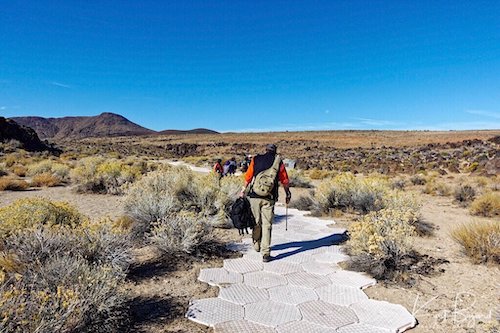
top-left (186, 205), bottom-right (417, 333)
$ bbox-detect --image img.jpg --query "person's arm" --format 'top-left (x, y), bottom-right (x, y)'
top-left (278, 162), bottom-right (292, 204)
top-left (240, 158), bottom-right (255, 196)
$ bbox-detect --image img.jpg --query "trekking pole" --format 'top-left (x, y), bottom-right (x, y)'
top-left (285, 203), bottom-right (288, 231)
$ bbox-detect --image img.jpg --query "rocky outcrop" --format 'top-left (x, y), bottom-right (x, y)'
top-left (0, 117), bottom-right (60, 153)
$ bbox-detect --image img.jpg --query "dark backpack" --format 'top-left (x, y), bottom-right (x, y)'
top-left (230, 197), bottom-right (255, 235)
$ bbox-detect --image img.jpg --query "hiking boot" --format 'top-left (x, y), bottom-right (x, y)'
top-left (262, 255), bottom-right (272, 263)
top-left (253, 242), bottom-right (261, 252)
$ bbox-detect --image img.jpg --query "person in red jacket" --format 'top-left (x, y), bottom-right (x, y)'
top-left (240, 144), bottom-right (291, 262)
top-left (213, 159), bottom-right (223, 177)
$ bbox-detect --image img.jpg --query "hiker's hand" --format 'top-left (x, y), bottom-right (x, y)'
top-left (285, 190), bottom-right (291, 204)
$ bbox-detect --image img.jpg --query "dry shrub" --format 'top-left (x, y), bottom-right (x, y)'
top-left (0, 177), bottom-right (29, 191)
top-left (124, 168), bottom-right (241, 235)
top-left (423, 179), bottom-right (451, 196)
top-left (287, 169), bottom-right (313, 188)
top-left (71, 157), bottom-right (141, 195)
top-left (390, 177), bottom-right (407, 190)
top-left (470, 192), bottom-right (500, 217)
top-left (27, 160), bottom-right (71, 181)
top-left (289, 195), bottom-right (320, 213)
top-left (149, 212), bottom-right (213, 254)
top-left (0, 200), bottom-right (132, 333)
top-left (0, 163), bottom-right (7, 176)
top-left (11, 165), bottom-right (27, 177)
top-left (410, 174), bottom-right (426, 185)
top-left (0, 198), bottom-right (86, 237)
top-left (454, 184), bottom-right (476, 206)
top-left (306, 168), bottom-right (334, 180)
top-left (452, 221), bottom-right (500, 264)
top-left (31, 172), bottom-right (62, 187)
top-left (315, 173), bottom-right (389, 214)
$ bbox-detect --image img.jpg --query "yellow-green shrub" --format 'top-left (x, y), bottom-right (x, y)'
top-left (470, 192), bottom-right (500, 217)
top-left (348, 208), bottom-right (416, 257)
top-left (0, 198), bottom-right (86, 237)
top-left (315, 173), bottom-right (389, 214)
top-left (452, 221), bottom-right (500, 264)
top-left (423, 179), bottom-right (451, 196)
top-left (306, 168), bottom-right (335, 180)
top-left (0, 177), bottom-right (29, 191)
top-left (288, 169), bottom-right (313, 188)
top-left (0, 163), bottom-right (7, 176)
top-left (71, 157), bottom-right (141, 194)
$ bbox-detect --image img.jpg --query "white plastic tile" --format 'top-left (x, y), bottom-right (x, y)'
top-left (218, 283), bottom-right (269, 305)
top-left (268, 285), bottom-right (318, 305)
top-left (214, 320), bottom-right (277, 333)
top-left (315, 284), bottom-right (369, 306)
top-left (277, 320), bottom-right (336, 333)
top-left (301, 261), bottom-right (339, 275)
top-left (224, 258), bottom-right (263, 274)
top-left (313, 252), bottom-right (350, 264)
top-left (245, 300), bottom-right (302, 327)
top-left (298, 300), bottom-right (358, 329)
top-left (263, 260), bottom-right (303, 275)
top-left (328, 271), bottom-right (376, 289)
top-left (350, 300), bottom-right (417, 332)
top-left (337, 323), bottom-right (392, 333)
top-left (198, 268), bottom-right (243, 286)
top-left (244, 271), bottom-right (288, 289)
top-left (287, 271), bottom-right (331, 289)
top-left (243, 251), bottom-right (263, 262)
top-left (186, 298), bottom-right (244, 327)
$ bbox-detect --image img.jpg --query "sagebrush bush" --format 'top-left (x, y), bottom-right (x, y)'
top-left (125, 168), bottom-right (241, 235)
top-left (0, 200), bottom-right (132, 333)
top-left (452, 221), bottom-right (500, 264)
top-left (149, 213), bottom-right (213, 254)
top-left (289, 195), bottom-right (320, 213)
top-left (391, 177), bottom-right (407, 190)
top-left (315, 173), bottom-right (389, 214)
top-left (287, 169), bottom-right (313, 188)
top-left (0, 177), bottom-right (29, 191)
top-left (27, 160), bottom-right (71, 181)
top-left (0, 198), bottom-right (86, 237)
top-left (71, 157), bottom-right (141, 194)
top-left (454, 184), bottom-right (476, 206)
top-left (470, 192), bottom-right (500, 217)
top-left (423, 179), bottom-right (451, 196)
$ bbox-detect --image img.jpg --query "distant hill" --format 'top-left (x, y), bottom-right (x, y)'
top-left (11, 112), bottom-right (155, 140)
top-left (0, 117), bottom-right (59, 152)
top-left (159, 128), bottom-right (219, 135)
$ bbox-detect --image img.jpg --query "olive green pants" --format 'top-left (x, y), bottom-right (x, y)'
top-left (249, 197), bottom-right (275, 256)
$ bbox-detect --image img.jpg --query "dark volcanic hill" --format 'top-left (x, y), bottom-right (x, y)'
top-left (0, 117), bottom-right (59, 152)
top-left (11, 112), bottom-right (155, 140)
top-left (159, 128), bottom-right (219, 135)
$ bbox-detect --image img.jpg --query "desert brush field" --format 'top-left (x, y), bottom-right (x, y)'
top-left (0, 130), bottom-right (499, 333)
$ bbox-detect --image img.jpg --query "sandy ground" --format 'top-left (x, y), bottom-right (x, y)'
top-left (0, 183), bottom-right (498, 332)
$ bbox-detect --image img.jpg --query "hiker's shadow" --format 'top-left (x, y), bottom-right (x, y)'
top-left (271, 214), bottom-right (348, 261)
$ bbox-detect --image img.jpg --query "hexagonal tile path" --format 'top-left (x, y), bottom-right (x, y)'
top-left (186, 205), bottom-right (417, 332)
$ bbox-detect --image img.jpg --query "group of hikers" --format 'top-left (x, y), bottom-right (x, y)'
top-left (213, 155), bottom-right (252, 177)
top-left (220, 144), bottom-right (292, 263)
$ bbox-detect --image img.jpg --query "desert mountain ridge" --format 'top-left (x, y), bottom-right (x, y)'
top-left (10, 112), bottom-right (219, 140)
top-left (0, 117), bottom-right (60, 152)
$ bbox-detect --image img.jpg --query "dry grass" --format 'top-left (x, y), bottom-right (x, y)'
top-left (31, 172), bottom-right (62, 187)
top-left (11, 165), bottom-right (27, 177)
top-left (0, 177), bottom-right (29, 191)
top-left (470, 192), bottom-right (500, 217)
top-left (452, 221), bottom-right (500, 264)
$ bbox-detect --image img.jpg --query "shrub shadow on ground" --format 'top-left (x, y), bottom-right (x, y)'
top-left (127, 295), bottom-right (183, 331)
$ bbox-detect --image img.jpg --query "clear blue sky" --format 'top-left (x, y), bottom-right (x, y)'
top-left (1, 1), bottom-right (499, 132)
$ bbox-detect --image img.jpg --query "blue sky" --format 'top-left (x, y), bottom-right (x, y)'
top-left (1, 1), bottom-right (499, 132)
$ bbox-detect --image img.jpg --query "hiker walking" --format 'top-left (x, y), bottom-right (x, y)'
top-left (213, 159), bottom-right (223, 177)
top-left (240, 144), bottom-right (291, 262)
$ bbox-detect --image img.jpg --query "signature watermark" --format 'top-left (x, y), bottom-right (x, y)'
top-left (411, 291), bottom-right (499, 330)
